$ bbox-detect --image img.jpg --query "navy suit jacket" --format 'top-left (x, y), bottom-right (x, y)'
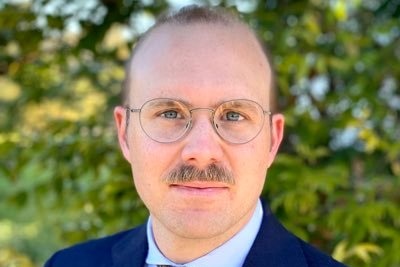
top-left (45, 203), bottom-right (347, 267)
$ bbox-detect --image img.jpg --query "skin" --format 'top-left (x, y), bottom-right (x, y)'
top-left (114, 22), bottom-right (284, 263)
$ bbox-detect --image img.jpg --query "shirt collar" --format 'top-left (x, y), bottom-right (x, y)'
top-left (145, 199), bottom-right (263, 267)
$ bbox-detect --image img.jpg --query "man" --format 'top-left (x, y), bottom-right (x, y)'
top-left (45, 5), bottom-right (347, 267)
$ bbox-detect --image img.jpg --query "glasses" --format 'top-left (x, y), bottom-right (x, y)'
top-left (125, 98), bottom-right (271, 144)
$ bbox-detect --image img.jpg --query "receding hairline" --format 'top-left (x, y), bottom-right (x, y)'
top-left (133, 5), bottom-right (241, 58)
top-left (122, 5), bottom-right (277, 111)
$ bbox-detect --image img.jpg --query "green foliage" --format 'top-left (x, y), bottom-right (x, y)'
top-left (0, 0), bottom-right (399, 266)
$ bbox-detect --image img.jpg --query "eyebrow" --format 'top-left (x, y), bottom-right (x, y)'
top-left (148, 98), bottom-right (262, 110)
top-left (182, 98), bottom-right (256, 109)
top-left (160, 98), bottom-right (220, 109)
top-left (147, 99), bottom-right (181, 108)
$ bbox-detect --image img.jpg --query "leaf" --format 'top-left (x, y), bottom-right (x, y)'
top-left (333, 241), bottom-right (383, 263)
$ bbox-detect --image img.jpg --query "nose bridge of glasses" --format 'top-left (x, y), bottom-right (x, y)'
top-left (182, 112), bottom-right (224, 150)
top-left (189, 107), bottom-right (215, 121)
top-left (189, 107), bottom-right (215, 113)
top-left (187, 107), bottom-right (217, 133)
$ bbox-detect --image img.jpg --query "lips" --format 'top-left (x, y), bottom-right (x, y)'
top-left (172, 181), bottom-right (228, 188)
top-left (170, 182), bottom-right (229, 196)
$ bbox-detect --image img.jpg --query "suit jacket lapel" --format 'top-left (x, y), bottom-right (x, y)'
top-left (243, 203), bottom-right (309, 267)
top-left (112, 224), bottom-right (148, 267)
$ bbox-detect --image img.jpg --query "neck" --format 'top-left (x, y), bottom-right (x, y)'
top-left (150, 205), bottom-right (257, 264)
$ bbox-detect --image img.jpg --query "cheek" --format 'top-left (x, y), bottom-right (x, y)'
top-left (130, 141), bottom-right (157, 179)
top-left (128, 125), bottom-right (157, 166)
top-left (234, 144), bottom-right (269, 195)
top-left (129, 142), bottom-right (162, 208)
top-left (128, 135), bottom-right (178, 190)
top-left (127, 132), bottom-right (157, 180)
top-left (232, 143), bottom-right (269, 181)
top-left (247, 139), bottom-right (270, 167)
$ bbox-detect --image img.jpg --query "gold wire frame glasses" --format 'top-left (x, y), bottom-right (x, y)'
top-left (125, 98), bottom-right (272, 144)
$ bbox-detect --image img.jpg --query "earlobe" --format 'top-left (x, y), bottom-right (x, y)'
top-left (114, 106), bottom-right (132, 162)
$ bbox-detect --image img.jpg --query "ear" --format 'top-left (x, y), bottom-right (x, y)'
top-left (114, 106), bottom-right (132, 163)
top-left (266, 113), bottom-right (284, 168)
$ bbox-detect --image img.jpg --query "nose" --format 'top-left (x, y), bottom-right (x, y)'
top-left (181, 111), bottom-right (224, 169)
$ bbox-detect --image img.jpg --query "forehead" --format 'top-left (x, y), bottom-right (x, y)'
top-left (128, 22), bottom-right (271, 106)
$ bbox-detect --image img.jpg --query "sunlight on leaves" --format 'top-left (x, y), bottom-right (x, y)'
top-left (0, 248), bottom-right (34, 267)
top-left (0, 77), bottom-right (21, 102)
top-left (333, 241), bottom-right (383, 263)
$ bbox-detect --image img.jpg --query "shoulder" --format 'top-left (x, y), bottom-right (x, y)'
top-left (246, 201), bottom-right (348, 267)
top-left (298, 238), bottom-right (347, 267)
top-left (44, 225), bottom-right (146, 267)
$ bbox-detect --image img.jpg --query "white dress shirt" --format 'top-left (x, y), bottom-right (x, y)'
top-left (145, 199), bottom-right (263, 267)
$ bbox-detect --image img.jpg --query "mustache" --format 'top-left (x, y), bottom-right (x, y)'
top-left (164, 164), bottom-right (235, 185)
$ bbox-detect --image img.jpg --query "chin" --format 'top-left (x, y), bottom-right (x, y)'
top-left (164, 210), bottom-right (234, 239)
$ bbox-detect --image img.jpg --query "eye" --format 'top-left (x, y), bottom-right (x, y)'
top-left (224, 111), bottom-right (244, 121)
top-left (160, 110), bottom-right (181, 119)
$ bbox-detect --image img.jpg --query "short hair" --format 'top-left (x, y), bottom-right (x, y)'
top-left (122, 5), bottom-right (277, 111)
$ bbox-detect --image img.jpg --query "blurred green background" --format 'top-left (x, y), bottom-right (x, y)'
top-left (0, 0), bottom-right (399, 266)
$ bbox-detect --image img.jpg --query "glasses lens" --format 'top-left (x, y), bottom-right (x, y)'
top-left (214, 100), bottom-right (265, 144)
top-left (139, 99), bottom-right (191, 143)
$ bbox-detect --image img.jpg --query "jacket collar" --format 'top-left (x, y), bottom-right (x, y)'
top-left (243, 202), bottom-right (308, 267)
top-left (112, 223), bottom-right (148, 267)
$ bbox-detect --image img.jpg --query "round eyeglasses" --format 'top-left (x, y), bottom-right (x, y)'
top-left (125, 98), bottom-right (272, 144)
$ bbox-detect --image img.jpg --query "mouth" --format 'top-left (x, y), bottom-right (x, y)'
top-left (169, 182), bottom-right (229, 196)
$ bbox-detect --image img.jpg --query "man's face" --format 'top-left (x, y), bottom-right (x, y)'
top-left (115, 23), bottom-right (284, 241)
